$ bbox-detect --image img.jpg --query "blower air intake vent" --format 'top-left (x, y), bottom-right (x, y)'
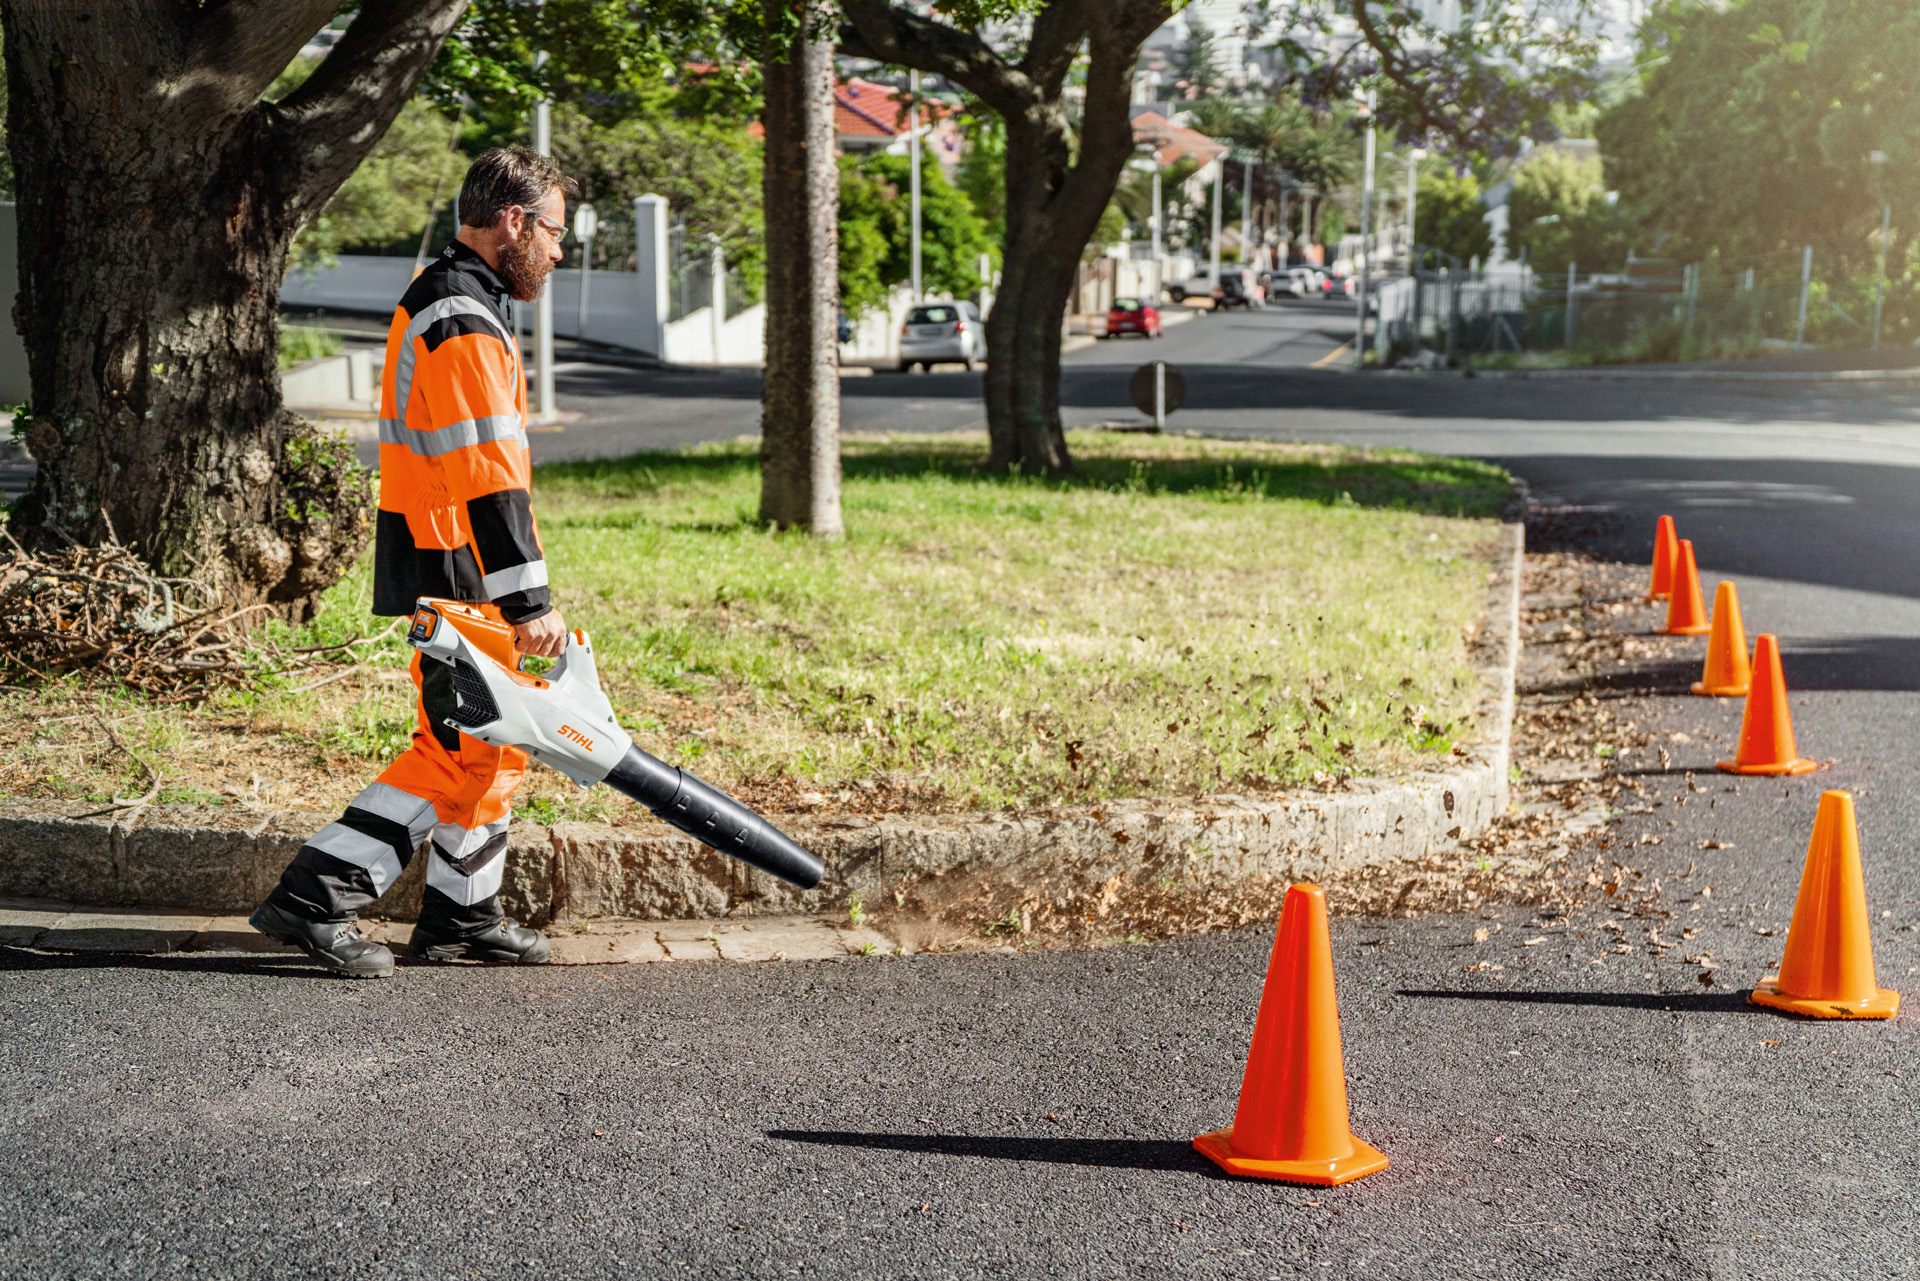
top-left (447, 658), bottom-right (502, 728)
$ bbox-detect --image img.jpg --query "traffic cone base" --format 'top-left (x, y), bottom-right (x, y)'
top-left (1693, 678), bottom-right (1750, 697)
top-left (1750, 978), bottom-right (1898, 1020)
top-left (1716, 755), bottom-right (1817, 776)
top-left (1194, 1127), bottom-right (1389, 1186)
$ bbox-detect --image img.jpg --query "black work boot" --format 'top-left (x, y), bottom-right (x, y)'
top-left (249, 901), bottom-right (395, 979)
top-left (409, 916), bottom-right (551, 964)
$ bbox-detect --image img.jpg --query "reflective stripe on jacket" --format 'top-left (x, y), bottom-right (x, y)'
top-left (370, 240), bottom-right (551, 623)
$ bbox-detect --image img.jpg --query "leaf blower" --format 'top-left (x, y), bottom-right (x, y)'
top-left (405, 598), bottom-right (824, 890)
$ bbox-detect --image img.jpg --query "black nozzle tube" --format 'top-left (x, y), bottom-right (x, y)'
top-left (603, 745), bottom-right (824, 890)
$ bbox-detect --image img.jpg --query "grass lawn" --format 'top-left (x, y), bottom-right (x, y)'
top-left (0, 431), bottom-right (1509, 825)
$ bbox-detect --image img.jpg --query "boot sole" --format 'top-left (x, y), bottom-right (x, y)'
top-left (411, 941), bottom-right (552, 965)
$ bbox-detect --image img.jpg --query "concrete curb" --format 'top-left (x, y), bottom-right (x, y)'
top-left (0, 519), bottom-right (1524, 925)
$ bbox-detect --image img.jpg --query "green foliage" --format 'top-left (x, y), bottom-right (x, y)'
top-left (278, 326), bottom-right (343, 371)
top-left (954, 114), bottom-right (1008, 245)
top-left (1598, 0), bottom-right (1920, 296)
top-left (279, 64), bottom-right (466, 269)
top-left (1172, 22), bottom-right (1226, 100)
top-left (837, 153), bottom-right (997, 316)
top-left (1085, 204), bottom-right (1127, 262)
top-left (1268, 0), bottom-right (1603, 158)
top-left (549, 97), bottom-right (764, 284)
top-left (1415, 165), bottom-right (1493, 266)
top-left (1506, 147), bottom-right (1629, 274)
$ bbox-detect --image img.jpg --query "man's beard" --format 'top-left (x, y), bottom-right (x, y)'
top-left (501, 224), bottom-right (554, 302)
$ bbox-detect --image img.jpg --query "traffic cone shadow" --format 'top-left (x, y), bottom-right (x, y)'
top-left (1193, 884), bottom-right (1388, 1186)
top-left (1646, 515), bottom-right (1678, 601)
top-left (1718, 634), bottom-right (1816, 775)
top-left (1692, 580), bottom-right (1752, 696)
top-left (1663, 539), bottom-right (1711, 636)
top-left (1751, 791), bottom-right (1899, 1019)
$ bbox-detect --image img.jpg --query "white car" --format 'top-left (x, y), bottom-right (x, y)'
top-left (898, 302), bottom-right (983, 371)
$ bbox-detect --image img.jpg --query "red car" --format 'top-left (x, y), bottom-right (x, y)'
top-left (1103, 297), bottom-right (1161, 338)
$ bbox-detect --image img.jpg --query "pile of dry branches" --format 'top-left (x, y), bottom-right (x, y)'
top-left (0, 532), bottom-right (390, 699)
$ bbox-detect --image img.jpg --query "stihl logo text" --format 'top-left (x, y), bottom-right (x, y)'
top-left (558, 725), bottom-right (595, 751)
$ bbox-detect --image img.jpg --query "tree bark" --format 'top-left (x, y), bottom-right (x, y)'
top-left (758, 0), bottom-right (843, 535)
top-left (841, 0), bottom-right (1172, 477)
top-left (1, 1), bottom-right (467, 617)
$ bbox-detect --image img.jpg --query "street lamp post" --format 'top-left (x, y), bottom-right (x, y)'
top-left (531, 92), bottom-right (556, 423)
top-left (909, 70), bottom-right (922, 304)
top-left (1406, 148), bottom-right (1425, 356)
top-left (1240, 156), bottom-right (1254, 272)
top-left (1132, 146), bottom-right (1163, 301)
top-left (1209, 155), bottom-right (1223, 289)
top-left (1871, 149), bottom-right (1889, 350)
top-left (1353, 96), bottom-right (1375, 370)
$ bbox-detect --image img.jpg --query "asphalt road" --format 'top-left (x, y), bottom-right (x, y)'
top-left (11, 309), bottom-right (1920, 1277)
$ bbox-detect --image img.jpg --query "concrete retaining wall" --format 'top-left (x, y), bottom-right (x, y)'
top-left (0, 523), bottom-right (1522, 922)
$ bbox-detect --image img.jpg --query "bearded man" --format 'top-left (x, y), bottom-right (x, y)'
top-left (250, 148), bottom-right (574, 977)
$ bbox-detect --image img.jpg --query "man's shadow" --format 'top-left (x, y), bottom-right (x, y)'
top-left (766, 1129), bottom-right (1227, 1176)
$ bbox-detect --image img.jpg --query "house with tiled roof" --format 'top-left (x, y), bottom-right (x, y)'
top-left (835, 78), bottom-right (966, 171)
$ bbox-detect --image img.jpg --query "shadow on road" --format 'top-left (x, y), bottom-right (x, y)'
top-left (1397, 988), bottom-right (1755, 1012)
top-left (0, 945), bottom-right (334, 979)
top-left (766, 1130), bottom-right (1223, 1175)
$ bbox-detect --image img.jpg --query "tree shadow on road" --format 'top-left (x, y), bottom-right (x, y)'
top-left (766, 1130), bottom-right (1227, 1176)
top-left (1397, 988), bottom-right (1754, 1013)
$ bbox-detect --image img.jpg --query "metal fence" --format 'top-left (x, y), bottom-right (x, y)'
top-left (1377, 260), bottom-right (1842, 365)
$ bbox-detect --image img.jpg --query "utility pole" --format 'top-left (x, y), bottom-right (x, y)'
top-left (531, 92), bottom-right (557, 424)
top-left (908, 69), bottom-right (922, 303)
top-left (1240, 156), bottom-right (1253, 270)
top-left (1565, 260), bottom-right (1579, 350)
top-left (1353, 95), bottom-right (1376, 370)
top-left (1795, 244), bottom-right (1813, 347)
top-left (1406, 148), bottom-right (1424, 269)
top-left (1874, 202), bottom-right (1891, 349)
top-left (1209, 155), bottom-right (1223, 289)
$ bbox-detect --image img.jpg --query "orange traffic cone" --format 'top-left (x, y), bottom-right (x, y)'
top-left (1692, 580), bottom-right (1752, 696)
top-left (1662, 539), bottom-right (1711, 635)
top-left (1193, 884), bottom-right (1388, 1186)
top-left (1751, 791), bottom-right (1898, 1019)
top-left (1718, 634), bottom-right (1815, 775)
top-left (1646, 515), bottom-right (1678, 601)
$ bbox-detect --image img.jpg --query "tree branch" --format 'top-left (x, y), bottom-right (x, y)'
top-left (173, 0), bottom-right (342, 121)
top-left (271, 0), bottom-right (471, 216)
top-left (838, 0), bottom-right (1039, 118)
top-left (1018, 0), bottom-right (1088, 98)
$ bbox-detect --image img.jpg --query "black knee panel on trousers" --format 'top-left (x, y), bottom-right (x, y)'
top-left (267, 804), bottom-right (420, 922)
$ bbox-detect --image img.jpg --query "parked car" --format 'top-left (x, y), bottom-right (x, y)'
top-left (1166, 275), bottom-right (1213, 304)
top-left (1215, 268), bottom-right (1262, 310)
top-left (897, 301), bottom-right (983, 371)
top-left (1268, 266), bottom-right (1323, 297)
top-left (1321, 271), bottom-right (1355, 300)
top-left (1102, 297), bottom-right (1161, 338)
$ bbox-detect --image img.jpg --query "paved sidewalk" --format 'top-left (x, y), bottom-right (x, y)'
top-left (0, 902), bottom-right (897, 965)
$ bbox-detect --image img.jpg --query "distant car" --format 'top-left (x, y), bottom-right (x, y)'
top-left (1214, 268), bottom-right (1262, 310)
top-left (1166, 276), bottom-right (1213, 304)
top-left (1103, 297), bottom-right (1161, 338)
top-left (1270, 266), bottom-right (1322, 297)
top-left (1321, 271), bottom-right (1356, 300)
top-left (897, 301), bottom-right (983, 372)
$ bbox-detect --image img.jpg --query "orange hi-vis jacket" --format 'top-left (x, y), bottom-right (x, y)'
top-left (372, 240), bottom-right (551, 624)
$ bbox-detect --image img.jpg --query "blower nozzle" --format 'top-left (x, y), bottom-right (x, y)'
top-left (406, 599), bottom-right (823, 890)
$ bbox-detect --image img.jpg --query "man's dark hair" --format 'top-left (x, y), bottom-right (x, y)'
top-left (457, 147), bottom-right (578, 228)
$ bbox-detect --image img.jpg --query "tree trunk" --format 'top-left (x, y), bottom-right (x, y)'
top-left (0, 2), bottom-right (464, 618)
top-left (840, 0), bottom-right (1171, 478)
top-left (758, 0), bottom-right (844, 535)
top-left (981, 111), bottom-right (1078, 474)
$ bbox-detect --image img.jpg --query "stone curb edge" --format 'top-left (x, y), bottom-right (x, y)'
top-left (0, 512), bottom-right (1525, 926)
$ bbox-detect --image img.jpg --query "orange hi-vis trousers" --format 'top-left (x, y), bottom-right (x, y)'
top-left (266, 606), bottom-right (529, 928)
